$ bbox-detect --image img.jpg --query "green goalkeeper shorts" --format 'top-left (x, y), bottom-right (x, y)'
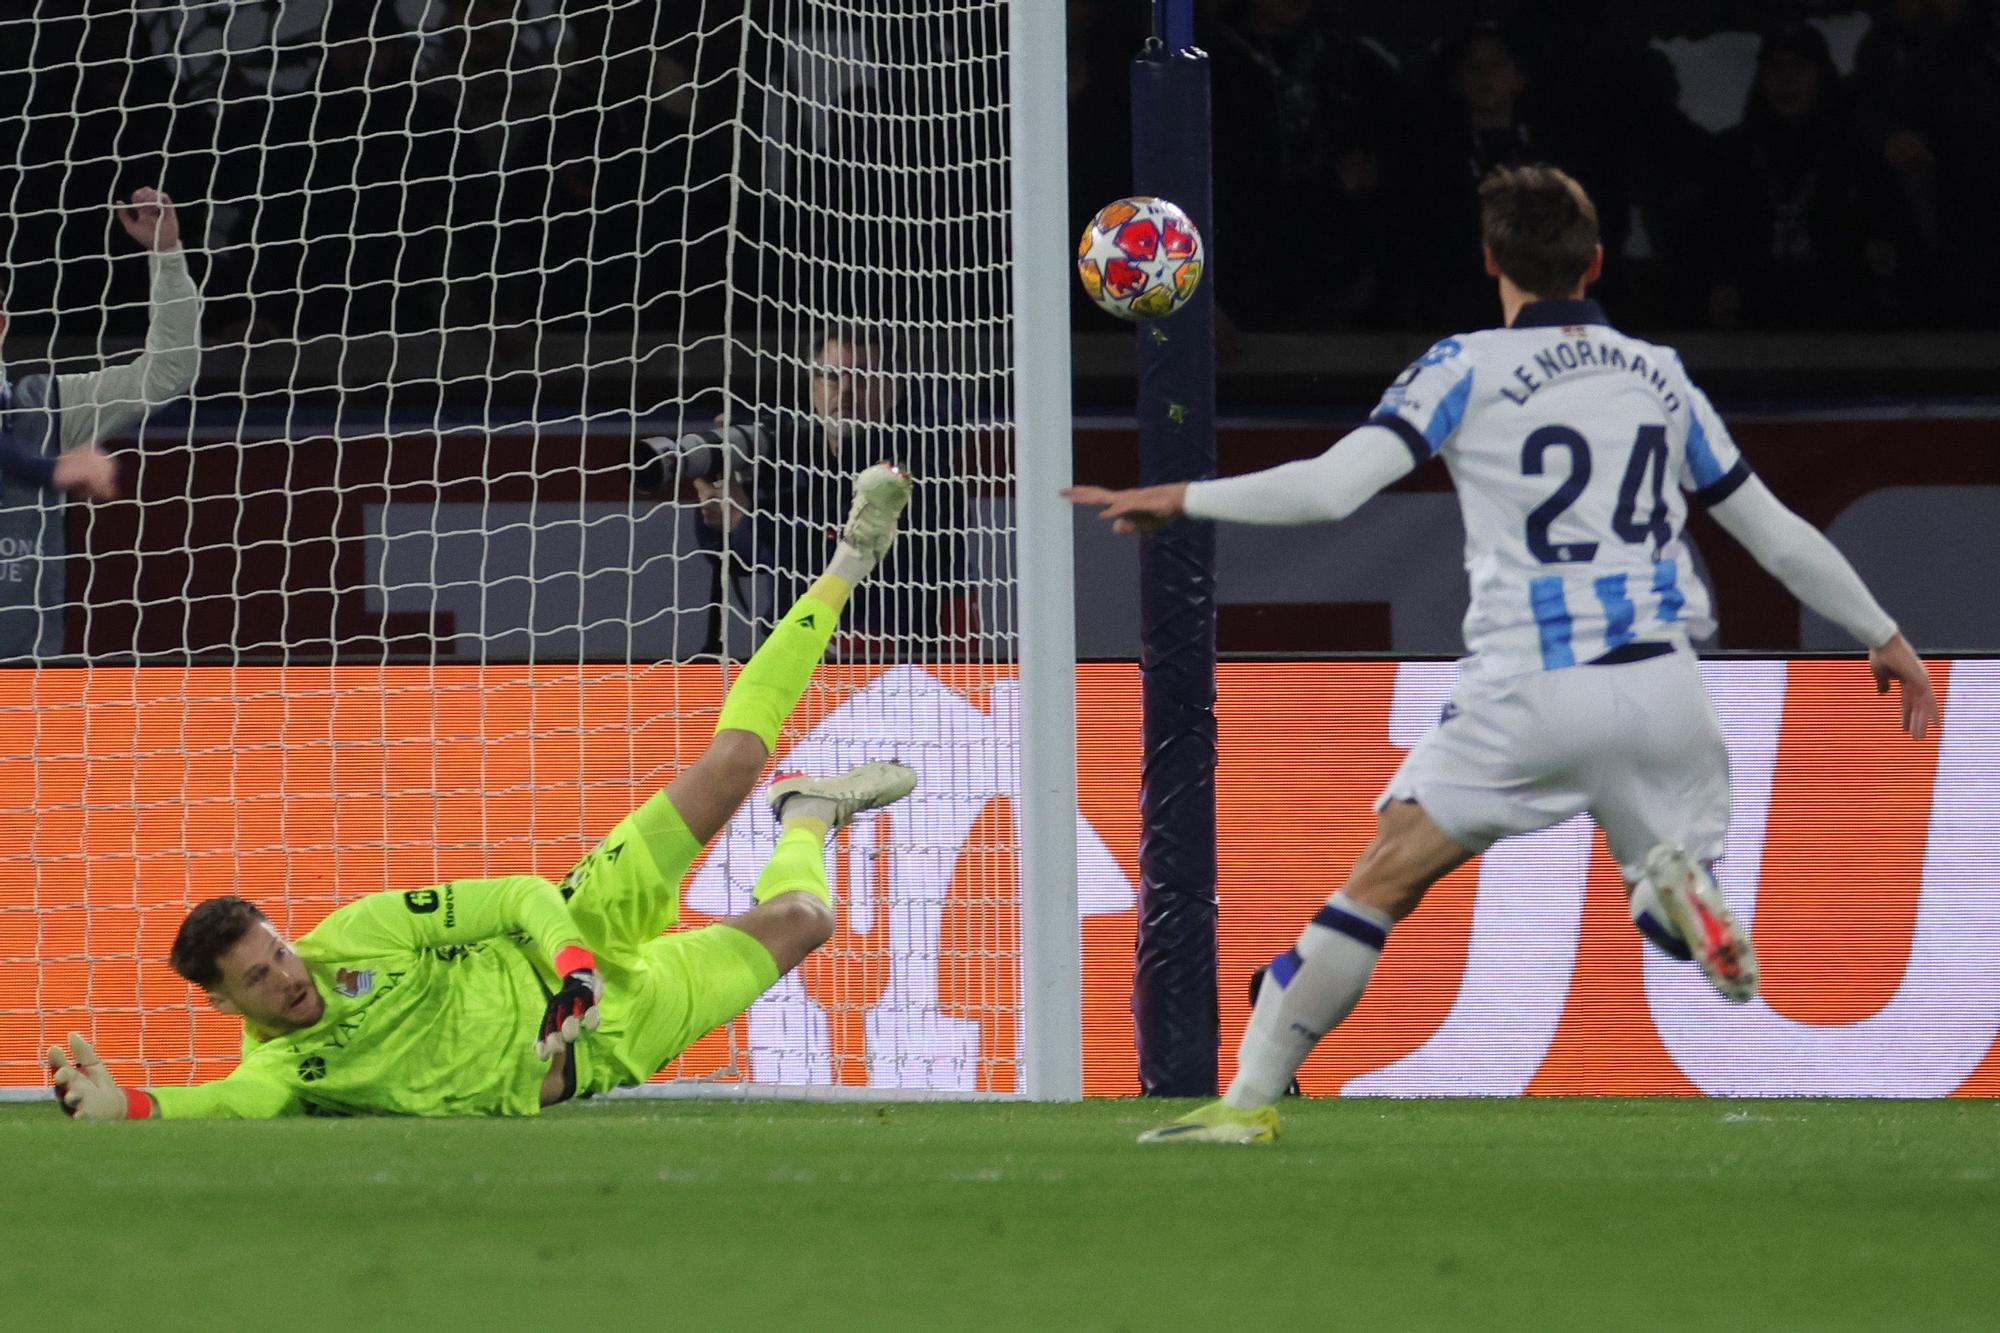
top-left (573, 922), bottom-right (779, 1095)
top-left (559, 789), bottom-right (781, 1094)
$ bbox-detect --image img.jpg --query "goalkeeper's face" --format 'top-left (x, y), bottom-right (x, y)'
top-left (210, 923), bottom-right (325, 1031)
top-left (811, 338), bottom-right (897, 430)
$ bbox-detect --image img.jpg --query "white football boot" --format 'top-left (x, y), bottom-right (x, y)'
top-left (1645, 845), bottom-right (1759, 1003)
top-left (839, 462), bottom-right (914, 572)
top-left (768, 761), bottom-right (918, 830)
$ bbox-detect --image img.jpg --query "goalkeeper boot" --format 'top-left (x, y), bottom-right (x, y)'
top-left (1645, 844), bottom-right (1759, 1004)
top-left (769, 761), bottom-right (918, 831)
top-left (839, 463), bottom-right (914, 572)
top-left (1137, 1099), bottom-right (1279, 1146)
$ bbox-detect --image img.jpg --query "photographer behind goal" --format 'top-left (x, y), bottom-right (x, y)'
top-left (636, 325), bottom-right (974, 660)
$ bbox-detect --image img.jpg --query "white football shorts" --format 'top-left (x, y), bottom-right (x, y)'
top-left (1378, 648), bottom-right (1730, 878)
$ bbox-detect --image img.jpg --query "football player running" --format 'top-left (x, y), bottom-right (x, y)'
top-left (1067, 164), bottom-right (1937, 1145)
top-left (49, 464), bottom-right (918, 1120)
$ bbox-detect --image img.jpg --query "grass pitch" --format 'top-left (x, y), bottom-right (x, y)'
top-left (3, 1097), bottom-right (1993, 1330)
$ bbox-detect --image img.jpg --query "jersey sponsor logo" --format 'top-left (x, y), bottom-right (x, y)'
top-left (1413, 337), bottom-right (1462, 369)
top-left (334, 967), bottom-right (374, 998)
top-left (1382, 338), bottom-right (1464, 402)
top-left (403, 889), bottom-right (440, 914)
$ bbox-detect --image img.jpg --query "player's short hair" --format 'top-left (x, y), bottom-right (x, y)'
top-left (169, 895), bottom-right (269, 989)
top-left (1478, 164), bottom-right (1600, 300)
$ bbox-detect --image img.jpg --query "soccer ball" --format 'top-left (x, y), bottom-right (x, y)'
top-left (1076, 196), bottom-right (1204, 321)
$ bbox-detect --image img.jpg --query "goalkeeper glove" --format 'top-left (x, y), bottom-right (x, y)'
top-left (536, 946), bottom-right (603, 1060)
top-left (47, 1032), bottom-right (152, 1120)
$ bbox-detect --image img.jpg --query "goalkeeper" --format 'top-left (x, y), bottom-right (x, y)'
top-left (47, 464), bottom-right (917, 1120)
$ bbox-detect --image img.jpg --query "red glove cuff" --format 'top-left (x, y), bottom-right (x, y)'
top-left (552, 945), bottom-right (596, 978)
top-left (124, 1087), bottom-right (153, 1120)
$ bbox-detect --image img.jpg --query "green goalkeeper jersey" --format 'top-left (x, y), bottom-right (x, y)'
top-left (148, 877), bottom-right (584, 1119)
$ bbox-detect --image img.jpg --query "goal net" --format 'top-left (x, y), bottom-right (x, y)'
top-left (0, 1), bottom-right (1077, 1101)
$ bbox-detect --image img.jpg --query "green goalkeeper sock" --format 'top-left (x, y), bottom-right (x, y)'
top-left (714, 575), bottom-right (849, 751)
top-left (752, 819), bottom-right (832, 906)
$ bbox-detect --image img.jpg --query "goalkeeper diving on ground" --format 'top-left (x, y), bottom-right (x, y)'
top-left (47, 464), bottom-right (917, 1120)
top-left (1069, 164), bottom-right (1939, 1145)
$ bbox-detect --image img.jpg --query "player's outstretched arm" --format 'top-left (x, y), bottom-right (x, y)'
top-left (47, 1033), bottom-right (154, 1120)
top-left (1868, 633), bottom-right (1939, 740)
top-left (1062, 480), bottom-right (1186, 533)
top-left (47, 1032), bottom-right (299, 1120)
top-left (56, 187), bottom-right (203, 452)
top-left (1707, 474), bottom-right (1938, 738)
top-left (1064, 423), bottom-right (1417, 533)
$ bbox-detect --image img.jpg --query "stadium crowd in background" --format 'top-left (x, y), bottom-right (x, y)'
top-left (4, 0), bottom-right (1993, 362)
top-left (1071, 0), bottom-right (2000, 333)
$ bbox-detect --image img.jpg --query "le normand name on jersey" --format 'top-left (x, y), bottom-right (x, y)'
top-left (1497, 333), bottom-right (1685, 412)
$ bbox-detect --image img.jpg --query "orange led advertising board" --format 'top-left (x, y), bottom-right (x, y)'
top-left (2, 660), bottom-right (1995, 1098)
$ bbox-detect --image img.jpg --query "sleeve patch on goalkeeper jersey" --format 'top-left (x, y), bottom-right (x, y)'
top-left (403, 889), bottom-right (440, 914)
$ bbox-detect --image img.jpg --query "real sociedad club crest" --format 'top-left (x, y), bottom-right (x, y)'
top-left (335, 968), bottom-right (375, 998)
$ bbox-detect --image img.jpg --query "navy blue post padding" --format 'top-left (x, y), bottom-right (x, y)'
top-left (1129, 35), bottom-right (1220, 1097)
top-left (1153, 0), bottom-right (1196, 50)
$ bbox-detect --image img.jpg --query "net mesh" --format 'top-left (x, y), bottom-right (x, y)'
top-left (0, 0), bottom-right (1029, 1097)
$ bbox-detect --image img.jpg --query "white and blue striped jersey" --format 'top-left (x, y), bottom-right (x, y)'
top-left (1367, 299), bottom-right (1751, 679)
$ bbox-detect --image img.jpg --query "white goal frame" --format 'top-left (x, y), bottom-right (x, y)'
top-left (1006, 0), bottom-right (1081, 1102)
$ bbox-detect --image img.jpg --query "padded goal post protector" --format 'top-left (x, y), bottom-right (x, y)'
top-left (1130, 40), bottom-right (1220, 1096)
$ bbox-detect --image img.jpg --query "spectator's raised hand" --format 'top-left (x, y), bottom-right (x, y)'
top-left (51, 444), bottom-right (118, 501)
top-left (115, 187), bottom-right (181, 252)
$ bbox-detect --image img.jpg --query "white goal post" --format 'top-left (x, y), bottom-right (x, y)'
top-left (0, 1), bottom-right (1079, 1102)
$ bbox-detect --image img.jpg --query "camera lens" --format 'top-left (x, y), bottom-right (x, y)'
top-left (676, 434), bottom-right (728, 484)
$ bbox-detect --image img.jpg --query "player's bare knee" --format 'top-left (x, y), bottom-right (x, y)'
top-left (767, 890), bottom-right (835, 949)
top-left (741, 892), bottom-right (834, 974)
top-left (669, 732), bottom-right (772, 843)
top-left (702, 731), bottom-right (769, 804)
